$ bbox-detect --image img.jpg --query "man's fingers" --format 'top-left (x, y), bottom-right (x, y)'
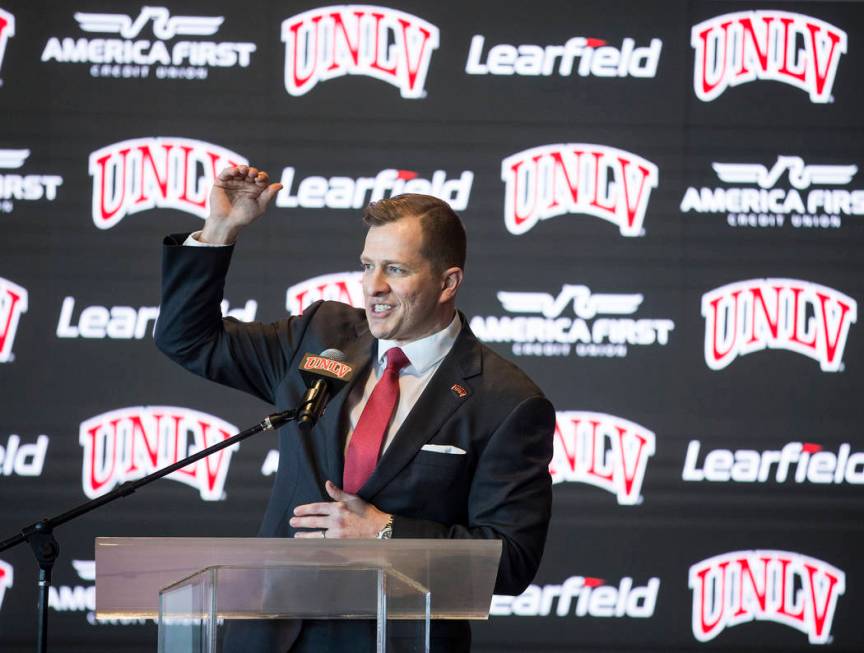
top-left (293, 501), bottom-right (333, 516)
top-left (294, 530), bottom-right (326, 539)
top-left (290, 515), bottom-right (330, 529)
top-left (259, 183), bottom-right (283, 205)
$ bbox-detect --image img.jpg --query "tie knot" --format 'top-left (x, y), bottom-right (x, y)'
top-left (385, 347), bottom-right (410, 373)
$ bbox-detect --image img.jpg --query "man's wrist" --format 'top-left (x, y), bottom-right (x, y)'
top-left (199, 221), bottom-right (240, 245)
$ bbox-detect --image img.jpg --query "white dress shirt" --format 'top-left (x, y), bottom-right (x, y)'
top-left (345, 312), bottom-right (461, 455)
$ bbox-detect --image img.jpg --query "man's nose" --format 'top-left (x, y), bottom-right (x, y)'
top-left (365, 269), bottom-right (389, 295)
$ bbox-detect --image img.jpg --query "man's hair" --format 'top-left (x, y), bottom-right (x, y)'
top-left (363, 194), bottom-right (467, 271)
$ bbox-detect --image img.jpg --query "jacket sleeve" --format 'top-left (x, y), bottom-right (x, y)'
top-left (153, 234), bottom-right (315, 404)
top-left (391, 395), bottom-right (555, 596)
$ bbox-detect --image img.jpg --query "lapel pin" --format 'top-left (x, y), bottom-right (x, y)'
top-left (450, 383), bottom-right (469, 398)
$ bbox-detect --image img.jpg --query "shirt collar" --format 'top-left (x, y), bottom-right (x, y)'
top-left (376, 312), bottom-right (461, 375)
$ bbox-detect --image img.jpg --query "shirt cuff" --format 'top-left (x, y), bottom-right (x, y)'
top-left (183, 231), bottom-right (230, 247)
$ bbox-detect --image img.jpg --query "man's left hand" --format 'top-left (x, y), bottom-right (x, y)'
top-left (291, 480), bottom-right (391, 538)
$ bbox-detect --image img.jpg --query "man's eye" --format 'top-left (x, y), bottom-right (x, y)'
top-left (388, 266), bottom-right (404, 274)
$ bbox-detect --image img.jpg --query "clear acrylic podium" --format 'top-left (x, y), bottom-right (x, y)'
top-left (95, 537), bottom-right (502, 653)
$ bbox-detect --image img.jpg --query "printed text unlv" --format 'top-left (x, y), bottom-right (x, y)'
top-left (702, 278), bottom-right (856, 372)
top-left (281, 6), bottom-right (438, 98)
top-left (88, 137), bottom-right (247, 228)
top-left (691, 11), bottom-right (847, 103)
top-left (501, 144), bottom-right (658, 236)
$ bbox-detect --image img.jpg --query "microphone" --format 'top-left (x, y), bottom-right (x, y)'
top-left (296, 349), bottom-right (354, 432)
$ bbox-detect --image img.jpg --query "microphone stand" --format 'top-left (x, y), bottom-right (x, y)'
top-left (0, 408), bottom-right (299, 653)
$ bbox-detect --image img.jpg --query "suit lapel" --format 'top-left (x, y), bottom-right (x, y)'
top-left (360, 317), bottom-right (482, 500)
top-left (314, 320), bottom-right (374, 488)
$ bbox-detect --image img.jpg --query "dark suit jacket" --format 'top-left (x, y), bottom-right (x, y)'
top-left (154, 235), bottom-right (555, 651)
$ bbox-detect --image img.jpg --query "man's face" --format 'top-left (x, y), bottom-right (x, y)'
top-left (360, 216), bottom-right (451, 344)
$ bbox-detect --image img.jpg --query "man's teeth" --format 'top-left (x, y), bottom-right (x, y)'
top-left (373, 304), bottom-right (392, 313)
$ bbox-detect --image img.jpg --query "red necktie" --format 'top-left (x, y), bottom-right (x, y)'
top-left (343, 347), bottom-right (410, 494)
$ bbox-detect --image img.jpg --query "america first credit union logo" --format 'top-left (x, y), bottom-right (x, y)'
top-left (80, 406), bottom-right (239, 501)
top-left (702, 279), bottom-right (856, 372)
top-left (0, 149), bottom-right (64, 213)
top-left (41, 6), bottom-right (256, 80)
top-left (550, 412), bottom-right (655, 505)
top-left (0, 276), bottom-right (27, 363)
top-left (0, 8), bottom-right (14, 80)
top-left (501, 144), bottom-right (659, 236)
top-left (681, 156), bottom-right (862, 229)
top-left (689, 550), bottom-right (845, 644)
top-left (88, 137), bottom-right (247, 228)
top-left (281, 5), bottom-right (439, 98)
top-left (470, 284), bottom-right (674, 358)
top-left (691, 11), bottom-right (847, 103)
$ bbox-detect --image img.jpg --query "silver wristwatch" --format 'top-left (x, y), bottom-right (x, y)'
top-left (377, 515), bottom-right (394, 540)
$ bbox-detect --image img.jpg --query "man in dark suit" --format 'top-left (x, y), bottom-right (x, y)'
top-left (154, 165), bottom-right (555, 652)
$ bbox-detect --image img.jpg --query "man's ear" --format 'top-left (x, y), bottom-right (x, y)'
top-left (439, 267), bottom-right (463, 303)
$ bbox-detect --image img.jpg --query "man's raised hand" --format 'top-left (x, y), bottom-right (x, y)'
top-left (200, 165), bottom-right (282, 244)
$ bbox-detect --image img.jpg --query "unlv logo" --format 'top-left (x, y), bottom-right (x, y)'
top-left (689, 550), bottom-right (845, 644)
top-left (281, 5), bottom-right (439, 98)
top-left (0, 9), bottom-right (14, 79)
top-left (0, 560), bottom-right (12, 609)
top-left (691, 11), bottom-right (847, 103)
top-left (79, 406), bottom-right (239, 501)
top-left (286, 272), bottom-right (364, 315)
top-left (550, 411), bottom-right (655, 505)
top-left (501, 144), bottom-right (658, 236)
top-left (702, 279), bottom-right (857, 372)
top-left (88, 137), bottom-right (247, 229)
top-left (0, 277), bottom-right (27, 363)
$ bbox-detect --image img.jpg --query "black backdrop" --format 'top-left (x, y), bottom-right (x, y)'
top-left (2, 1), bottom-right (863, 651)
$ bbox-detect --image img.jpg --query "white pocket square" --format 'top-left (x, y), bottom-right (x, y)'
top-left (421, 444), bottom-right (466, 455)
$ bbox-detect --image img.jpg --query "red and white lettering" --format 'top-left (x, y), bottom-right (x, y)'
top-left (286, 272), bottom-right (364, 315)
top-left (550, 411), bottom-right (655, 505)
top-left (702, 278), bottom-right (857, 372)
top-left (0, 560), bottom-right (12, 609)
top-left (88, 137), bottom-right (247, 229)
top-left (691, 11), bottom-right (847, 103)
top-left (501, 144), bottom-right (658, 237)
top-left (79, 406), bottom-right (239, 501)
top-left (0, 277), bottom-right (28, 363)
top-left (0, 9), bottom-right (15, 74)
top-left (689, 550), bottom-right (845, 644)
top-left (281, 5), bottom-right (439, 99)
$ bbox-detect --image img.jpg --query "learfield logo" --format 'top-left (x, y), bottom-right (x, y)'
top-left (0, 9), bottom-right (14, 79)
top-left (501, 144), bottom-right (658, 236)
top-left (41, 6), bottom-right (256, 80)
top-left (0, 149), bottom-right (64, 213)
top-left (683, 440), bottom-right (864, 485)
top-left (57, 296), bottom-right (256, 339)
top-left (491, 575), bottom-right (659, 618)
top-left (550, 411), bottom-right (655, 505)
top-left (281, 5), bottom-right (439, 98)
top-left (0, 560), bottom-right (12, 610)
top-left (88, 137), bottom-right (247, 228)
top-left (79, 406), bottom-right (239, 500)
top-left (275, 166), bottom-right (473, 211)
top-left (470, 284), bottom-right (674, 358)
top-left (1, 434), bottom-right (48, 477)
top-left (689, 550), bottom-right (845, 644)
top-left (702, 279), bottom-right (857, 372)
top-left (691, 11), bottom-right (847, 103)
top-left (466, 34), bottom-right (661, 78)
top-left (0, 276), bottom-right (27, 363)
top-left (286, 272), bottom-right (364, 315)
top-left (681, 156), bottom-right (862, 229)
